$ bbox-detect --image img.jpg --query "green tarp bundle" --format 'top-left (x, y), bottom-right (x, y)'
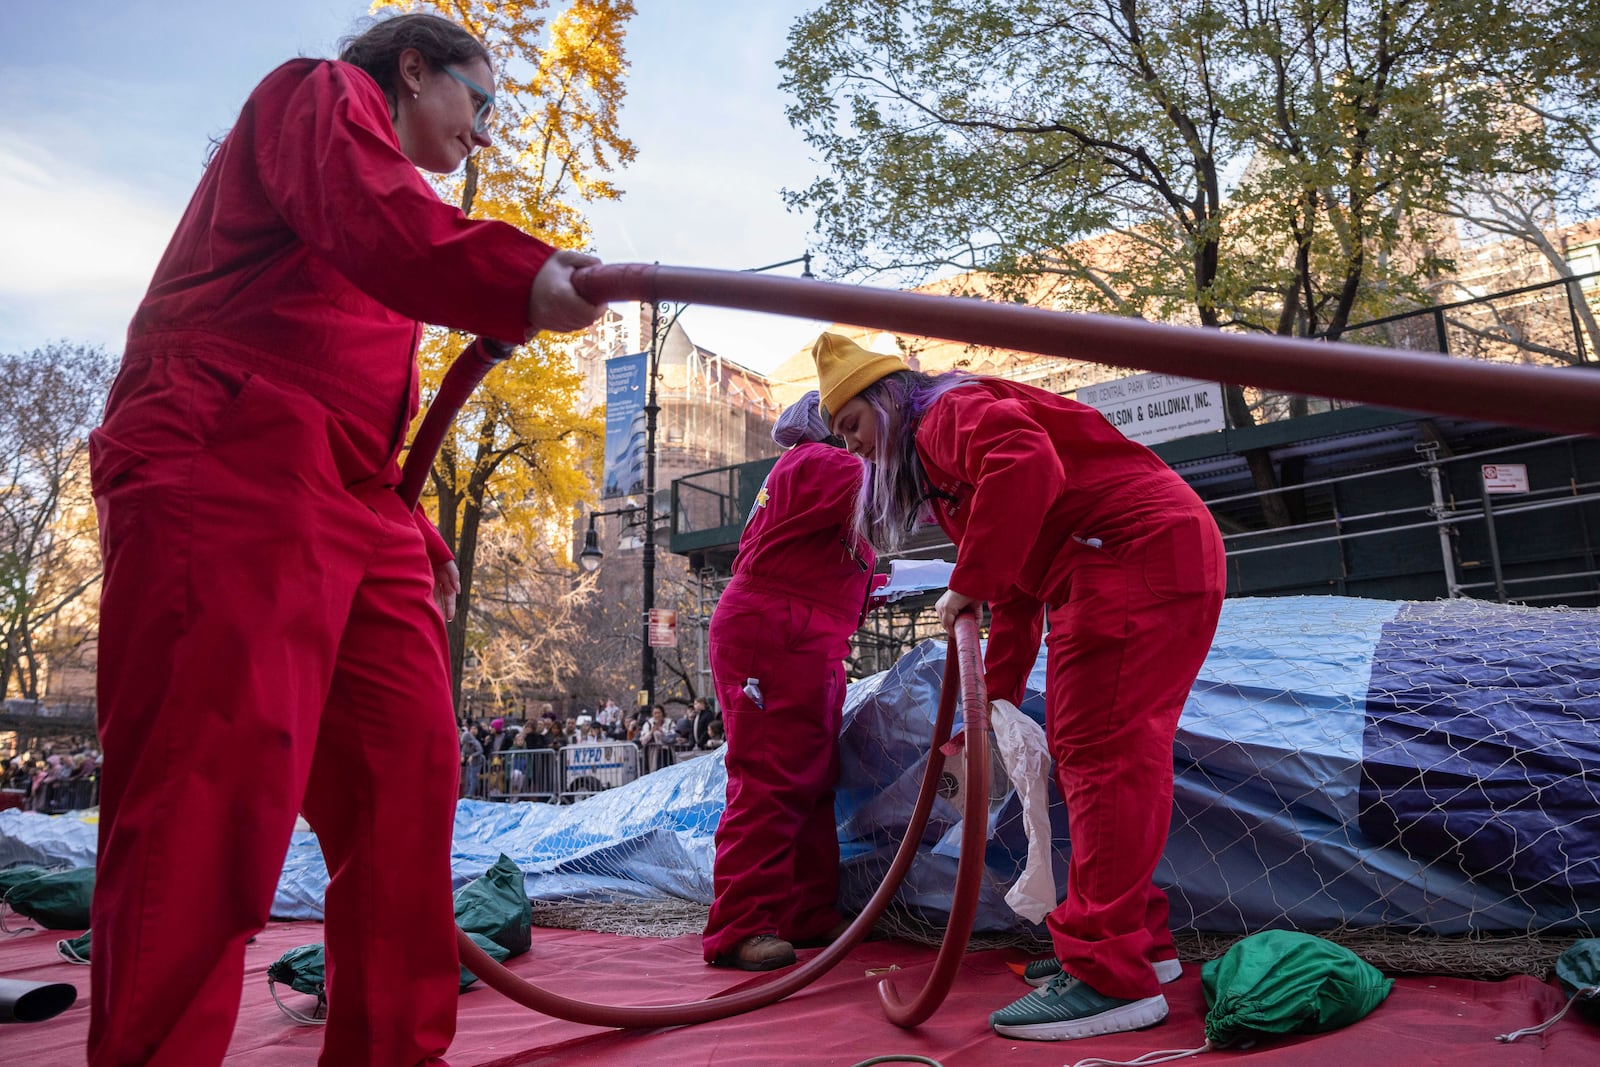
top-left (454, 853), bottom-right (532, 957)
top-left (1555, 939), bottom-right (1600, 1024)
top-left (1, 867), bottom-right (93, 930)
top-left (0, 865), bottom-right (51, 898)
top-left (267, 943), bottom-right (329, 1025)
top-left (451, 853), bottom-right (529, 987)
top-left (268, 854), bottom-right (530, 1024)
top-left (1201, 930), bottom-right (1393, 1048)
top-left (268, 943), bottom-right (327, 999)
top-left (56, 929), bottom-right (91, 964)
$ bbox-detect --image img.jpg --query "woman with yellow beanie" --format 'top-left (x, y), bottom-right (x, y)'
top-left (811, 333), bottom-right (1224, 1043)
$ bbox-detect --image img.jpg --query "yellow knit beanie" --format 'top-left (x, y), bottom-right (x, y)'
top-left (811, 333), bottom-right (906, 424)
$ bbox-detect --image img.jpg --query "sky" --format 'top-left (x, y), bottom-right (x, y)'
top-left (0, 1), bottom-right (833, 371)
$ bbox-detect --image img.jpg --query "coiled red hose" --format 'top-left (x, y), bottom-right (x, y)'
top-left (455, 620), bottom-right (983, 1028)
top-left (410, 254), bottom-right (1598, 1032)
top-left (877, 614), bottom-right (989, 1027)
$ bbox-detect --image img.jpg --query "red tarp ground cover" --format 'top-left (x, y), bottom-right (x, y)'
top-left (3, 920), bottom-right (1597, 1066)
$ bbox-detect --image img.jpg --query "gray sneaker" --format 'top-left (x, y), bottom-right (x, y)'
top-left (991, 973), bottom-right (1169, 1041)
top-left (1022, 955), bottom-right (1183, 988)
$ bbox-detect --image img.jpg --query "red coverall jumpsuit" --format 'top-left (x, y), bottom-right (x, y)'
top-left (87, 60), bottom-right (552, 1067)
top-left (702, 442), bottom-right (875, 961)
top-left (915, 380), bottom-right (1224, 1001)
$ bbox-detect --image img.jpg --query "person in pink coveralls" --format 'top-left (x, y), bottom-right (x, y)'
top-left (702, 391), bottom-right (876, 971)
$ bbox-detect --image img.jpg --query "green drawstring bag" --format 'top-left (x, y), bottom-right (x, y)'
top-left (57, 929), bottom-right (92, 964)
top-left (1, 867), bottom-right (93, 930)
top-left (454, 853), bottom-right (532, 958)
top-left (267, 943), bottom-right (329, 1025)
top-left (1063, 931), bottom-right (1394, 1067)
top-left (268, 932), bottom-right (515, 1025)
top-left (1201, 930), bottom-right (1393, 1048)
top-left (1496, 938), bottom-right (1600, 1044)
top-left (0, 864), bottom-right (51, 931)
top-left (1555, 939), bottom-right (1600, 1024)
top-left (0, 864), bottom-right (49, 897)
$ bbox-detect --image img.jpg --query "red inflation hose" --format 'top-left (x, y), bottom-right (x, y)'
top-left (411, 248), bottom-right (1599, 1031)
top-left (568, 263), bottom-right (1600, 437)
top-left (456, 624), bottom-right (981, 1027)
top-left (877, 614), bottom-right (989, 1027)
top-left (398, 336), bottom-right (515, 510)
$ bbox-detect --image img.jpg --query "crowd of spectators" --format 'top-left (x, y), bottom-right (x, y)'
top-left (458, 696), bottom-right (725, 767)
top-left (1, 698), bottom-right (727, 813)
top-left (2, 735), bottom-right (101, 812)
top-left (1, 700), bottom-right (728, 814)
top-left (456, 697), bottom-right (726, 801)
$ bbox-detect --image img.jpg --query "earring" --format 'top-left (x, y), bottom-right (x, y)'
top-left (412, 91), bottom-right (418, 99)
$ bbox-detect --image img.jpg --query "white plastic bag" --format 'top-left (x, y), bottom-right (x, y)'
top-left (990, 699), bottom-right (1057, 923)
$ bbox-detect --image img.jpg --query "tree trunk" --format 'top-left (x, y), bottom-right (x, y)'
top-left (1243, 448), bottom-right (1292, 528)
top-left (1222, 383), bottom-right (1290, 526)
top-left (448, 494), bottom-right (484, 715)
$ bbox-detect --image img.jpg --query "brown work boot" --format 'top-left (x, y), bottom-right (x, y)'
top-left (716, 935), bottom-right (797, 972)
top-left (790, 918), bottom-right (852, 949)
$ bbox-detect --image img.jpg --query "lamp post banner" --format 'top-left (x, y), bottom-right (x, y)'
top-left (603, 351), bottom-right (648, 499)
top-left (647, 608), bottom-right (678, 648)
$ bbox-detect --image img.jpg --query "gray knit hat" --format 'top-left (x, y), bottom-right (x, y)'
top-left (772, 390), bottom-right (832, 447)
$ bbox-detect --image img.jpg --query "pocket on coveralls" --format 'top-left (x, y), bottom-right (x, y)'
top-left (710, 605), bottom-right (772, 713)
top-left (88, 428), bottom-right (149, 495)
top-left (1138, 509), bottom-right (1224, 602)
top-left (88, 428), bottom-right (151, 560)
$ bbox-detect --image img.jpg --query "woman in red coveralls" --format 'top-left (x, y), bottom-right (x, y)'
top-left (811, 334), bottom-right (1224, 1043)
top-left (87, 14), bottom-right (602, 1066)
top-left (702, 391), bottom-right (875, 971)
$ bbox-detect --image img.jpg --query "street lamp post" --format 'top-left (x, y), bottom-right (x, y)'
top-left (577, 505), bottom-right (643, 574)
top-left (588, 253), bottom-right (817, 709)
top-left (641, 296), bottom-right (663, 708)
top-left (744, 253), bottom-right (815, 279)
top-left (578, 501), bottom-right (653, 708)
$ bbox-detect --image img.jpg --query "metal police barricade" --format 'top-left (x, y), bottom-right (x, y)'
top-left (492, 748), bottom-right (560, 803)
top-left (560, 742), bottom-right (638, 803)
top-left (639, 742), bottom-right (676, 775)
top-left (460, 753), bottom-right (489, 800)
top-left (40, 776), bottom-right (99, 814)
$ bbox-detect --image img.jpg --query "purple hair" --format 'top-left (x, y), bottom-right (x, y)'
top-left (851, 370), bottom-right (980, 553)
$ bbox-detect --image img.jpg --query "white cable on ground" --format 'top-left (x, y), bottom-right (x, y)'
top-left (1068, 1040), bottom-right (1212, 1067)
top-left (1495, 985), bottom-right (1600, 1043)
top-left (267, 979), bottom-right (327, 1027)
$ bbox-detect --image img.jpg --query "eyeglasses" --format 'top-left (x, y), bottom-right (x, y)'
top-left (443, 66), bottom-right (495, 135)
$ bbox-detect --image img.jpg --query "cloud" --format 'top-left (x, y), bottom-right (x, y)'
top-left (0, 135), bottom-right (180, 352)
